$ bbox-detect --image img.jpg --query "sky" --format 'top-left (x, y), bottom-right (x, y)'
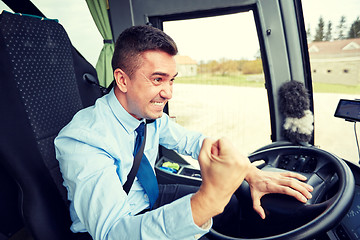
top-left (0, 0), bottom-right (359, 65)
top-left (302, 0), bottom-right (360, 35)
top-left (163, 11), bottom-right (259, 62)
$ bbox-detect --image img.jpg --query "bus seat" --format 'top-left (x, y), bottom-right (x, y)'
top-left (0, 11), bottom-right (102, 240)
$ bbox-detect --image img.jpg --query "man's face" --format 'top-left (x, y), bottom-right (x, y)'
top-left (119, 50), bottom-right (177, 120)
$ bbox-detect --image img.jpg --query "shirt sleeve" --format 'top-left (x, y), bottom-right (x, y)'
top-left (158, 114), bottom-right (206, 160)
top-left (108, 194), bottom-right (210, 240)
top-left (55, 128), bottom-right (209, 240)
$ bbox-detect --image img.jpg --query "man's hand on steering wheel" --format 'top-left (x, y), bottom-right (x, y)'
top-left (244, 166), bottom-right (314, 219)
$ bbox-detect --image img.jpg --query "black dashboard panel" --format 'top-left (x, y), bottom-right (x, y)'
top-left (327, 160), bottom-right (360, 240)
top-left (337, 186), bottom-right (360, 239)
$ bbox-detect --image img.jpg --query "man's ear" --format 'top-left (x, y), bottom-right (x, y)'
top-left (114, 68), bottom-right (128, 93)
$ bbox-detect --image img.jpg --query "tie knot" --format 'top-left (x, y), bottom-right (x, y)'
top-left (135, 122), bottom-right (145, 137)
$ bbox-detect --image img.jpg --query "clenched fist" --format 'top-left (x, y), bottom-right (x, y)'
top-left (191, 138), bottom-right (251, 226)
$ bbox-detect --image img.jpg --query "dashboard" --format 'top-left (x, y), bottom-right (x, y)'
top-left (319, 160), bottom-right (360, 240)
top-left (336, 186), bottom-right (360, 239)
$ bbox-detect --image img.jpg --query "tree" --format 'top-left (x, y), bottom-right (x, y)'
top-left (254, 49), bottom-right (261, 59)
top-left (314, 16), bottom-right (325, 41)
top-left (218, 58), bottom-right (238, 75)
top-left (206, 60), bottom-right (220, 74)
top-left (325, 21), bottom-right (332, 41)
top-left (306, 24), bottom-right (312, 42)
top-left (242, 60), bottom-right (263, 74)
top-left (336, 16), bottom-right (346, 40)
top-left (348, 17), bottom-right (360, 38)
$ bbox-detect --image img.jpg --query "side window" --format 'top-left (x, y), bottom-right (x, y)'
top-left (163, 11), bottom-right (271, 162)
top-left (302, 0), bottom-right (360, 163)
top-left (29, 0), bottom-right (103, 67)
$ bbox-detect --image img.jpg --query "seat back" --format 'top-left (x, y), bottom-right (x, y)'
top-left (0, 11), bottom-right (102, 240)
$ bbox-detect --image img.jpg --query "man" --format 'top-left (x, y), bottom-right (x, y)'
top-left (55, 25), bottom-right (313, 240)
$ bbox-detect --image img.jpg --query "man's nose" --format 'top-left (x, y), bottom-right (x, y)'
top-left (160, 82), bottom-right (173, 99)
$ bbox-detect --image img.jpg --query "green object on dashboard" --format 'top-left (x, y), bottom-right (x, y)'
top-left (162, 161), bottom-right (180, 171)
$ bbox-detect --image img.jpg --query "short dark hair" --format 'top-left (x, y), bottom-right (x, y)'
top-left (111, 25), bottom-right (178, 78)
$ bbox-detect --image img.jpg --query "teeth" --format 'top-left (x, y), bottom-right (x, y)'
top-left (153, 102), bottom-right (163, 106)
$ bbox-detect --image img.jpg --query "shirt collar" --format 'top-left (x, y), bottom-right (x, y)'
top-left (106, 88), bottom-right (145, 134)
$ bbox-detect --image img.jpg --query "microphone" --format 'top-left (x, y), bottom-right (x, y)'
top-left (278, 81), bottom-right (314, 144)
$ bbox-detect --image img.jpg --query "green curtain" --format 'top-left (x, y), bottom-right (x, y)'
top-left (86, 0), bottom-right (114, 87)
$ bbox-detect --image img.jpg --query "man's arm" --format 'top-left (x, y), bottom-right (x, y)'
top-left (158, 114), bottom-right (205, 160)
top-left (191, 138), bottom-right (252, 226)
top-left (189, 138), bottom-right (314, 226)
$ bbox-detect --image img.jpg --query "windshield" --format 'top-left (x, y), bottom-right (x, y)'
top-left (302, 0), bottom-right (360, 163)
top-left (1, 0), bottom-right (358, 163)
top-left (163, 10), bottom-right (271, 165)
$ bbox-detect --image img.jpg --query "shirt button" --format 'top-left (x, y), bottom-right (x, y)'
top-left (144, 194), bottom-right (148, 200)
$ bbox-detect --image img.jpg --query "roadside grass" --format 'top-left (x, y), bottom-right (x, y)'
top-left (175, 74), bottom-right (264, 88)
top-left (312, 82), bottom-right (360, 95)
top-left (176, 74), bottom-right (360, 95)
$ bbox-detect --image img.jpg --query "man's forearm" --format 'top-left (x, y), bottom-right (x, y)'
top-left (190, 188), bottom-right (227, 227)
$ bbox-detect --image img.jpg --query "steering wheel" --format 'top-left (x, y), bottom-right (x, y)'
top-left (208, 145), bottom-right (355, 240)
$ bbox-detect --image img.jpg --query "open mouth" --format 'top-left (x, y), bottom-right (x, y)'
top-left (151, 101), bottom-right (166, 107)
top-left (152, 101), bottom-right (164, 106)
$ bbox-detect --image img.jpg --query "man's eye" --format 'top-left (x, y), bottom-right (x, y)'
top-left (154, 78), bottom-right (162, 82)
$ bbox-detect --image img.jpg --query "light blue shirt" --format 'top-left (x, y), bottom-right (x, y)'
top-left (54, 89), bottom-right (208, 240)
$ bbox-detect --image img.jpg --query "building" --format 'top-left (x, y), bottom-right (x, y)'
top-left (174, 55), bottom-right (197, 77)
top-left (308, 38), bottom-right (360, 85)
